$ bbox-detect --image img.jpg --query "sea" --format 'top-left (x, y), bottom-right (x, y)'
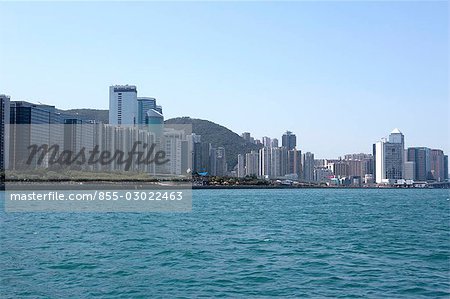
top-left (1, 189), bottom-right (449, 298)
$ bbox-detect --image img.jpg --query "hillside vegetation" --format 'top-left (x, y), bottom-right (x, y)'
top-left (165, 117), bottom-right (262, 169)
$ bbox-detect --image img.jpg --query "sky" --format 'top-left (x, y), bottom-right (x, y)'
top-left (0, 1), bottom-right (448, 158)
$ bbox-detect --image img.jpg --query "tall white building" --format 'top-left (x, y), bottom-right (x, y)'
top-left (259, 147), bottom-right (271, 178)
top-left (374, 139), bottom-right (385, 183)
top-left (245, 151), bottom-right (259, 176)
top-left (109, 85), bottom-right (138, 125)
top-left (374, 128), bottom-right (405, 183)
top-left (302, 152), bottom-right (315, 182)
top-left (270, 147), bottom-right (283, 178)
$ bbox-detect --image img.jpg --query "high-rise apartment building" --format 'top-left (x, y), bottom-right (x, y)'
top-left (210, 147), bottom-right (227, 176)
top-left (270, 147), bottom-right (288, 178)
top-left (259, 147), bottom-right (271, 177)
top-left (237, 154), bottom-right (245, 178)
top-left (287, 149), bottom-right (301, 178)
top-left (271, 138), bottom-right (279, 148)
top-left (282, 131), bottom-right (296, 150)
top-left (301, 152), bottom-right (315, 182)
top-left (245, 150), bottom-right (259, 176)
top-left (262, 137), bottom-right (271, 147)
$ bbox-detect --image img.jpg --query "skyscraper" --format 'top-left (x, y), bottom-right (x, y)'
top-left (287, 149), bottom-right (302, 177)
top-left (444, 155), bottom-right (449, 181)
top-left (301, 152), bottom-right (315, 182)
top-left (245, 150), bottom-right (259, 176)
top-left (0, 95), bottom-right (10, 170)
top-left (137, 97), bottom-right (156, 125)
top-left (270, 147), bottom-right (287, 178)
top-left (109, 85), bottom-right (138, 125)
top-left (271, 138), bottom-right (279, 148)
top-left (193, 141), bottom-right (211, 174)
top-left (282, 131), bottom-right (296, 150)
top-left (237, 154), bottom-right (245, 178)
top-left (374, 129), bottom-right (405, 183)
top-left (259, 147), bottom-right (271, 177)
top-left (430, 149), bottom-right (445, 182)
top-left (210, 147), bottom-right (227, 176)
top-left (407, 147), bottom-right (431, 181)
top-left (262, 137), bottom-right (271, 147)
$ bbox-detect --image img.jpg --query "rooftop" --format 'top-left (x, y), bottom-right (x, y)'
top-left (391, 128), bottom-right (402, 134)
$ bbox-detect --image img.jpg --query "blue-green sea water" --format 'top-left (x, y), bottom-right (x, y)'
top-left (1, 189), bottom-right (449, 298)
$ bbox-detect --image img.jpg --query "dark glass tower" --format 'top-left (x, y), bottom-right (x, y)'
top-left (282, 131), bottom-right (296, 150)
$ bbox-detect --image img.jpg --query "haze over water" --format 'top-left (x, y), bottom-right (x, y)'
top-left (1, 189), bottom-right (449, 298)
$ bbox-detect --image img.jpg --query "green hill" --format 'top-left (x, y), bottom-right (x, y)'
top-left (165, 117), bottom-right (262, 169)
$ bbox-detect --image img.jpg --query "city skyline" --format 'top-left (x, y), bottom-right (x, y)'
top-left (1, 93), bottom-right (448, 185)
top-left (0, 1), bottom-right (448, 158)
top-left (1, 89), bottom-right (448, 162)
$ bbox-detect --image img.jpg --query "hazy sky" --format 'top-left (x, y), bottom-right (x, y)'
top-left (1, 1), bottom-right (448, 158)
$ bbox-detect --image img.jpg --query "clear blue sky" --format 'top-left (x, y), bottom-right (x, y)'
top-left (0, 1), bottom-right (448, 158)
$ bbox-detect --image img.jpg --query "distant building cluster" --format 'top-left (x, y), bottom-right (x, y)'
top-left (189, 134), bottom-right (227, 176)
top-left (0, 88), bottom-right (191, 176)
top-left (373, 129), bottom-right (448, 185)
top-left (109, 85), bottom-right (163, 126)
top-left (235, 129), bottom-right (448, 186)
top-left (236, 131), bottom-right (307, 181)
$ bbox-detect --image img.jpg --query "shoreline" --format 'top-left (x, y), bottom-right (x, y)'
top-left (1, 181), bottom-right (448, 190)
top-left (192, 185), bottom-right (445, 190)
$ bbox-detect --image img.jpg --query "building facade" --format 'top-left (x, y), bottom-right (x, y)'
top-left (0, 95), bottom-right (10, 170)
top-left (282, 131), bottom-right (296, 150)
top-left (407, 147), bottom-right (431, 181)
top-left (374, 129), bottom-right (405, 183)
top-left (301, 152), bottom-right (315, 182)
top-left (109, 85), bottom-right (138, 125)
top-left (237, 154), bottom-right (245, 178)
top-left (245, 150), bottom-right (259, 176)
top-left (430, 149), bottom-right (445, 182)
top-left (137, 97), bottom-right (156, 124)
